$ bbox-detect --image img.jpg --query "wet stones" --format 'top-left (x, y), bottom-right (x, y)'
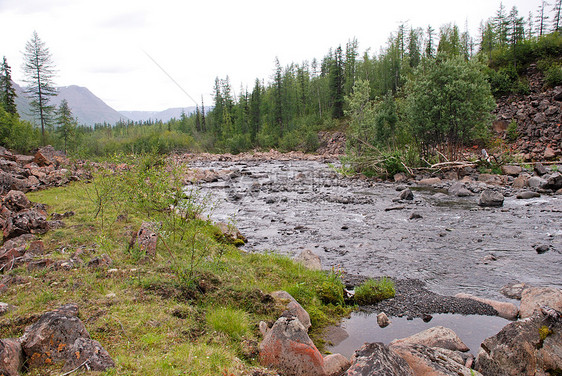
top-left (519, 287), bottom-right (562, 319)
top-left (516, 191), bottom-right (540, 199)
top-left (346, 342), bottom-right (414, 376)
top-left (455, 293), bottom-right (518, 320)
top-left (448, 182), bottom-right (473, 197)
top-left (377, 312), bottom-right (391, 328)
top-left (389, 326), bottom-right (470, 352)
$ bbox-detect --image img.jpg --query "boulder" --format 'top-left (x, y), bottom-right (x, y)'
top-left (346, 342), bottom-right (414, 376)
top-left (0, 338), bottom-right (23, 376)
top-left (475, 312), bottom-right (562, 376)
top-left (501, 165), bottom-right (523, 176)
top-left (418, 178), bottom-right (441, 186)
top-left (390, 343), bottom-right (482, 376)
top-left (62, 337), bottom-right (115, 372)
top-left (544, 147), bottom-right (557, 159)
top-left (478, 190), bottom-right (504, 207)
top-left (534, 162), bottom-right (548, 176)
top-left (259, 316), bottom-right (326, 376)
top-left (214, 221), bottom-right (247, 245)
top-left (33, 146), bottom-right (66, 167)
top-left (519, 286), bottom-right (562, 319)
top-left (377, 312), bottom-right (391, 328)
top-left (294, 249), bottom-right (322, 271)
top-left (270, 291), bottom-right (311, 331)
top-left (500, 282), bottom-right (527, 300)
top-left (133, 221), bottom-right (160, 257)
top-left (2, 190), bottom-right (30, 212)
top-left (448, 182), bottom-right (473, 197)
top-left (389, 326), bottom-right (469, 352)
top-left (324, 353), bottom-right (351, 376)
top-left (528, 176), bottom-right (548, 189)
top-left (516, 191), bottom-right (540, 199)
top-left (455, 293), bottom-right (518, 320)
top-left (512, 174), bottom-right (529, 188)
top-left (545, 172), bottom-right (562, 190)
top-left (3, 209), bottom-right (48, 240)
top-left (399, 188), bottom-right (414, 200)
top-left (20, 304), bottom-right (90, 368)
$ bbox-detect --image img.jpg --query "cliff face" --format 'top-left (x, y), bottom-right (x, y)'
top-left (493, 64), bottom-right (562, 161)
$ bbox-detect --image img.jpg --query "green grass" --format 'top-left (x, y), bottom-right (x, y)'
top-left (1, 160), bottom-right (351, 375)
top-left (354, 277), bottom-right (396, 305)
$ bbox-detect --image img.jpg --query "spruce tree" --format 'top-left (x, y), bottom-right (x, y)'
top-left (23, 31), bottom-right (57, 145)
top-left (329, 46), bottom-right (345, 119)
top-left (55, 99), bottom-right (75, 153)
top-left (0, 57), bottom-right (18, 116)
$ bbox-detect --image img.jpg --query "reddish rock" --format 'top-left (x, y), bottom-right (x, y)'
top-left (544, 147), bottom-right (557, 159)
top-left (0, 338), bottom-right (23, 376)
top-left (390, 326), bottom-right (469, 352)
top-left (455, 293), bottom-right (518, 320)
top-left (133, 221), bottom-right (160, 257)
top-left (271, 291), bottom-right (311, 331)
top-left (3, 209), bottom-right (48, 240)
top-left (259, 316), bottom-right (326, 376)
top-left (346, 342), bottom-right (414, 376)
top-left (519, 286), bottom-right (562, 319)
top-left (2, 190), bottom-right (30, 212)
top-left (324, 353), bottom-right (350, 376)
top-left (62, 337), bottom-right (115, 372)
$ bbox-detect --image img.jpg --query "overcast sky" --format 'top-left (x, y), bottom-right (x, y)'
top-left (0, 0), bottom-right (538, 111)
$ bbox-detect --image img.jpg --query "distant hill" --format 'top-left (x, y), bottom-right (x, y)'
top-left (119, 107), bottom-right (200, 123)
top-left (13, 83), bottom-right (129, 126)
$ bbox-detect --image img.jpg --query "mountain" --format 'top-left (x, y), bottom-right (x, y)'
top-left (119, 107), bottom-right (199, 123)
top-left (13, 83), bottom-right (129, 126)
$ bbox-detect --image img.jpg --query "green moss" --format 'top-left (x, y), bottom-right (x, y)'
top-left (539, 325), bottom-right (553, 341)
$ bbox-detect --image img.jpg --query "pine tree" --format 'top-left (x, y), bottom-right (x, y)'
top-left (329, 46), bottom-right (345, 119)
top-left (408, 28), bottom-right (422, 68)
top-left (23, 31), bottom-right (57, 145)
top-left (195, 105), bottom-right (201, 132)
top-left (0, 57), bottom-right (18, 116)
top-left (201, 96), bottom-right (206, 132)
top-left (425, 25), bottom-right (435, 58)
top-left (494, 2), bottom-right (509, 46)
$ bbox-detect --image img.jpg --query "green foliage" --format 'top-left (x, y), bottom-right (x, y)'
top-left (545, 63), bottom-right (562, 87)
top-left (507, 119), bottom-right (518, 141)
top-left (354, 277), bottom-right (396, 305)
top-left (206, 307), bottom-right (250, 340)
top-left (316, 269), bottom-right (345, 306)
top-left (0, 106), bottom-right (40, 152)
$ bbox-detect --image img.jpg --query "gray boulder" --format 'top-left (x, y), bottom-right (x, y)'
top-left (534, 162), bottom-right (548, 176)
top-left (389, 326), bottom-right (469, 352)
top-left (448, 182), bottom-right (473, 197)
top-left (346, 342), bottom-right (414, 376)
top-left (516, 191), bottom-right (540, 199)
top-left (528, 176), bottom-right (548, 189)
top-left (545, 172), bottom-right (562, 190)
top-left (271, 291), bottom-right (311, 331)
top-left (399, 188), bottom-right (414, 200)
top-left (294, 249), bottom-right (322, 271)
top-left (478, 190), bottom-right (504, 207)
top-left (62, 337), bottom-right (115, 372)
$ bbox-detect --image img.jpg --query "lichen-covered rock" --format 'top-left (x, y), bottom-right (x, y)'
top-left (20, 304), bottom-right (90, 368)
top-left (475, 312), bottom-right (562, 376)
top-left (133, 221), bottom-right (160, 257)
top-left (390, 326), bottom-right (469, 352)
top-left (390, 343), bottom-right (481, 376)
top-left (3, 209), bottom-right (48, 240)
top-left (346, 342), bottom-right (414, 376)
top-left (259, 316), bottom-right (325, 376)
top-left (0, 338), bottom-right (23, 376)
top-left (2, 190), bottom-right (30, 212)
top-left (270, 291), bottom-right (311, 331)
top-left (519, 286), bottom-right (562, 319)
top-left (62, 337), bottom-right (115, 372)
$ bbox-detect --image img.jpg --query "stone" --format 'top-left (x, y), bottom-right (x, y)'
top-left (0, 338), bottom-right (23, 376)
top-left (534, 162), bottom-right (548, 176)
top-left (545, 172), bottom-right (562, 190)
top-left (455, 293), bottom-right (518, 320)
top-left (2, 190), bottom-right (30, 212)
top-left (3, 209), bottom-right (48, 240)
top-left (447, 182), bottom-right (473, 197)
top-left (544, 147), bottom-right (557, 159)
top-left (323, 353), bottom-right (351, 376)
top-left (394, 173), bottom-right (408, 183)
top-left (418, 177), bottom-right (441, 186)
top-left (87, 254), bottom-right (113, 268)
top-left (214, 221), bottom-right (247, 245)
top-left (528, 176), bottom-right (548, 189)
top-left (519, 286), bottom-right (562, 319)
top-left (409, 212), bottom-right (423, 220)
top-left (501, 165), bottom-right (522, 176)
top-left (0, 302), bottom-right (16, 316)
top-left (377, 312), bottom-right (391, 328)
top-left (294, 249), bottom-right (322, 271)
top-left (62, 337), bottom-right (115, 372)
top-left (512, 174), bottom-right (529, 188)
top-left (475, 313), bottom-right (562, 376)
top-left (346, 342), bottom-right (414, 376)
top-left (270, 291), bottom-right (311, 331)
top-left (500, 282), bottom-right (527, 300)
top-left (399, 188), bottom-right (414, 200)
top-left (478, 190), bottom-right (504, 207)
top-left (133, 221), bottom-right (160, 257)
top-left (20, 304), bottom-right (90, 368)
top-left (535, 244), bottom-right (551, 254)
top-left (259, 316), bottom-right (326, 376)
top-left (390, 343), bottom-right (482, 376)
top-left (516, 191), bottom-right (540, 199)
top-left (389, 326), bottom-right (469, 352)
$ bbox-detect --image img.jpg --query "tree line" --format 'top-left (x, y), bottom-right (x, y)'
top-left (1, 2), bottom-right (562, 166)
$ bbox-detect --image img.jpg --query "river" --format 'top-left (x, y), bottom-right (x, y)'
top-left (190, 159), bottom-right (562, 301)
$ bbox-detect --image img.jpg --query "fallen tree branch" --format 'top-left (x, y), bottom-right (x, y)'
top-left (59, 360), bottom-right (90, 376)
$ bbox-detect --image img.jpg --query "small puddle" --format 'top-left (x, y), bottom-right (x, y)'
top-left (327, 312), bottom-right (509, 358)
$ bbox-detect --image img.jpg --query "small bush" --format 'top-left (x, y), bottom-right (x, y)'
top-left (506, 120), bottom-right (518, 142)
top-left (206, 306), bottom-right (250, 340)
top-left (545, 64), bottom-right (562, 87)
top-left (354, 277), bottom-right (395, 305)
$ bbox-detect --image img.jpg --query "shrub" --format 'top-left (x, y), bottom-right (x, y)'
top-left (354, 277), bottom-right (395, 305)
top-left (506, 120), bottom-right (518, 142)
top-left (545, 64), bottom-right (562, 88)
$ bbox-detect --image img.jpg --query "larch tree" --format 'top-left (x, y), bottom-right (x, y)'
top-left (55, 99), bottom-right (75, 153)
top-left (23, 31), bottom-right (57, 145)
top-left (0, 56), bottom-right (18, 116)
top-left (552, 0), bottom-right (562, 31)
top-left (536, 1), bottom-right (550, 36)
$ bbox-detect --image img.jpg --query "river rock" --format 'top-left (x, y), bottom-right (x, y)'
top-left (519, 286), bottom-right (562, 319)
top-left (259, 316), bottom-right (326, 376)
top-left (528, 176), bottom-right (548, 189)
top-left (418, 178), bottom-right (441, 186)
top-left (534, 162), bottom-right (548, 176)
top-left (270, 291), bottom-right (311, 331)
top-left (535, 244), bottom-right (551, 254)
top-left (501, 165), bottom-right (522, 176)
top-left (545, 172), bottom-right (562, 190)
top-left (474, 312), bottom-right (562, 376)
top-left (390, 343), bottom-right (482, 376)
top-left (346, 342), bottom-right (414, 376)
top-left (294, 249), bottom-right (322, 270)
top-left (20, 304), bottom-right (90, 368)
top-left (399, 189), bottom-right (414, 200)
top-left (0, 338), bottom-right (23, 376)
top-left (448, 182), bottom-right (472, 197)
top-left (478, 190), bottom-right (504, 207)
top-left (61, 337), bottom-right (115, 372)
top-left (512, 174), bottom-right (529, 188)
top-left (377, 312), bottom-right (391, 328)
top-left (324, 353), bottom-right (351, 376)
top-left (500, 282), bottom-right (527, 300)
top-left (455, 293), bottom-right (518, 320)
top-left (389, 326), bottom-right (469, 352)
top-left (516, 191), bottom-right (540, 199)
top-left (214, 221), bottom-right (247, 245)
